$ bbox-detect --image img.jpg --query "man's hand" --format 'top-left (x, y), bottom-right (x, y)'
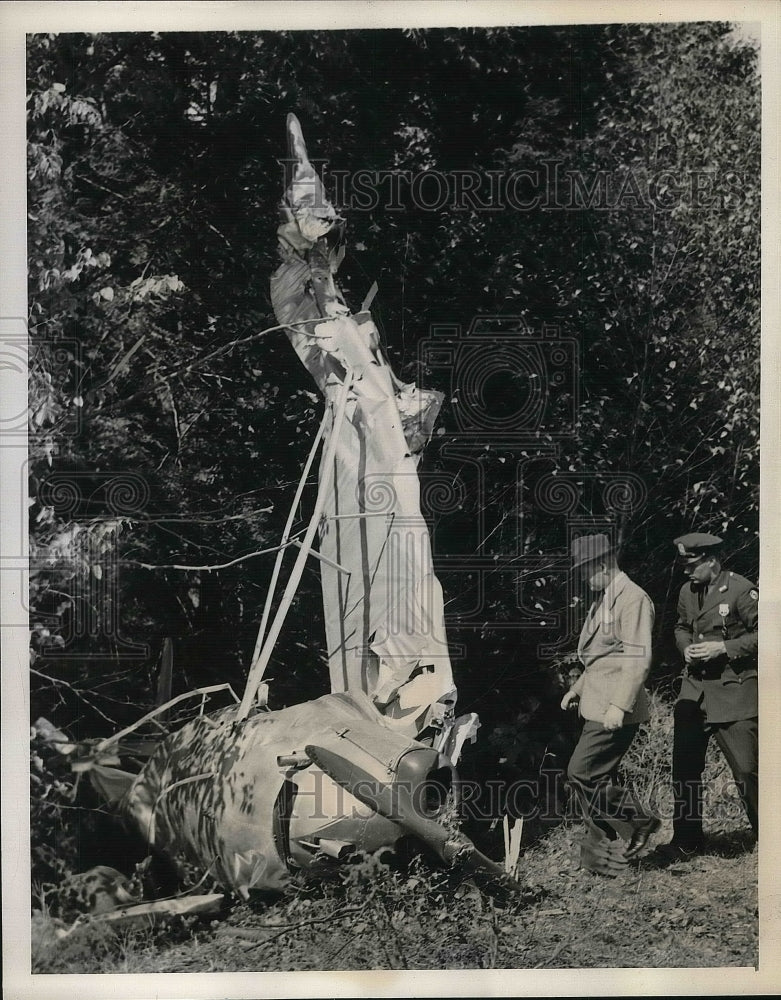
top-left (602, 704), bottom-right (625, 731)
top-left (687, 641), bottom-right (727, 662)
top-left (561, 690), bottom-right (580, 712)
top-left (683, 644), bottom-right (697, 665)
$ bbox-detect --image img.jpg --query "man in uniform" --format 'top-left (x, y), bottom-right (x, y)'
top-left (656, 532), bottom-right (758, 861)
top-left (561, 534), bottom-right (660, 872)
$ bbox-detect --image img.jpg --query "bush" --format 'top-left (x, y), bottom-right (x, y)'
top-left (620, 690), bottom-right (752, 834)
top-left (30, 736), bottom-right (81, 891)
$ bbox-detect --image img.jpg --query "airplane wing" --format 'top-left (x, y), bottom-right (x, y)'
top-left (270, 114), bottom-right (455, 730)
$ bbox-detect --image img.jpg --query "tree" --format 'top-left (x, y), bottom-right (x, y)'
top-left (27, 23), bottom-right (759, 738)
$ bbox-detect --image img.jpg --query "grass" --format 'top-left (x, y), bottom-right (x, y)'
top-left (31, 691), bottom-right (758, 973)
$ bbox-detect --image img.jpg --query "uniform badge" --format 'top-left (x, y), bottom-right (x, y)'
top-left (750, 589), bottom-right (758, 600)
top-left (718, 603), bottom-right (729, 618)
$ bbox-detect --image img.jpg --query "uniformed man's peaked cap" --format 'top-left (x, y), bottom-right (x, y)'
top-left (673, 532), bottom-right (723, 559)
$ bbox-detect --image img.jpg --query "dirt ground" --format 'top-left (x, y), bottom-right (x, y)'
top-left (32, 818), bottom-right (758, 974)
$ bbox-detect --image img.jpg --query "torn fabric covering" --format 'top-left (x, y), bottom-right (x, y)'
top-left (119, 691), bottom-right (413, 898)
top-left (270, 255), bottom-right (454, 726)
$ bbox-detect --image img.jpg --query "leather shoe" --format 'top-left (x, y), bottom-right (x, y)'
top-left (624, 816), bottom-right (661, 858)
top-left (579, 831), bottom-right (629, 877)
top-left (654, 839), bottom-right (704, 862)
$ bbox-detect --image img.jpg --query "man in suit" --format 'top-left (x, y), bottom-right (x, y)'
top-left (656, 532), bottom-right (758, 861)
top-left (561, 534), bottom-right (660, 872)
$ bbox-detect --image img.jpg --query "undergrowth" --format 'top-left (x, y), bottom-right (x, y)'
top-left (30, 689), bottom-right (757, 973)
top-left (617, 689), bottom-right (749, 833)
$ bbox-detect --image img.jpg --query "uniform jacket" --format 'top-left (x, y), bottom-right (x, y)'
top-left (571, 572), bottom-right (654, 725)
top-left (675, 569), bottom-right (758, 724)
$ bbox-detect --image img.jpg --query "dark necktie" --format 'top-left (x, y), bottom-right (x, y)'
top-left (691, 581), bottom-right (707, 611)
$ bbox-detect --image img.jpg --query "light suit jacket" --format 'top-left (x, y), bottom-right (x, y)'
top-left (570, 572), bottom-right (654, 725)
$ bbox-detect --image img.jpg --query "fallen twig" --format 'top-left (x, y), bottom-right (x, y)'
top-left (217, 902), bottom-right (370, 951)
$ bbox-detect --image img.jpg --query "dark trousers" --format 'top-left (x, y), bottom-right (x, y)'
top-left (567, 721), bottom-right (650, 840)
top-left (672, 699), bottom-right (758, 843)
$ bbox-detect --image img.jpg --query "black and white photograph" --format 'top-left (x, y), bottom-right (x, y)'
top-left (2, 1), bottom-right (780, 997)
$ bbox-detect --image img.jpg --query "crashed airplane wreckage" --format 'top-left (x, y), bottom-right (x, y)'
top-left (70, 115), bottom-right (521, 904)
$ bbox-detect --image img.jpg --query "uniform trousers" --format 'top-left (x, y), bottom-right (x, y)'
top-left (672, 698), bottom-right (758, 843)
top-left (567, 721), bottom-right (651, 839)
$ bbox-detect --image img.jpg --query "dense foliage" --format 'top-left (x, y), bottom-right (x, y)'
top-left (27, 24), bottom-right (758, 760)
